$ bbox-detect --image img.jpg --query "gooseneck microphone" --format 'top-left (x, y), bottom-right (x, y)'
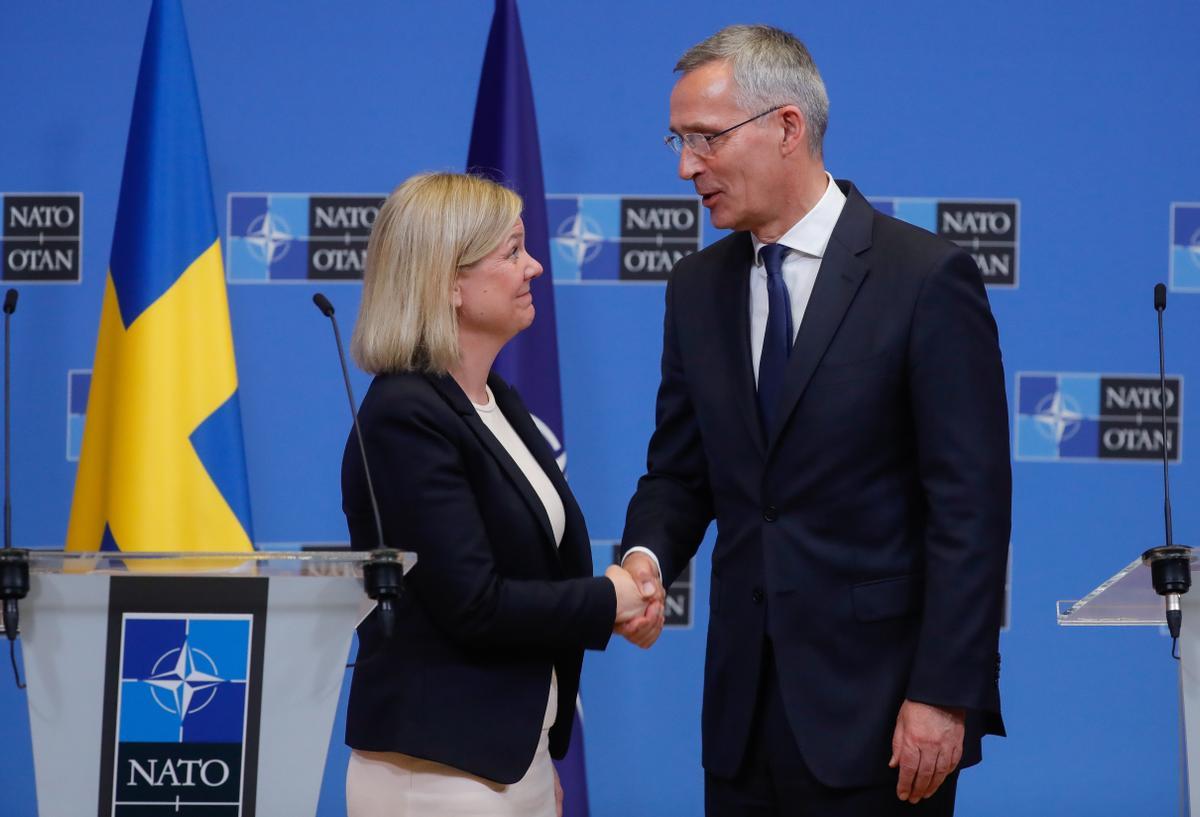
top-left (312, 293), bottom-right (403, 639)
top-left (1142, 283), bottom-right (1190, 658)
top-left (1155, 283), bottom-right (1173, 552)
top-left (1, 288), bottom-right (29, 688)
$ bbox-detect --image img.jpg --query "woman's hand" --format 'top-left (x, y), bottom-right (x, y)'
top-left (605, 564), bottom-right (652, 624)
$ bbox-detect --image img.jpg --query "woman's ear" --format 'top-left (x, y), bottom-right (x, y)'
top-left (451, 281), bottom-right (463, 309)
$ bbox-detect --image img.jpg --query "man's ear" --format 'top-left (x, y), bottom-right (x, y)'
top-left (778, 106), bottom-right (807, 158)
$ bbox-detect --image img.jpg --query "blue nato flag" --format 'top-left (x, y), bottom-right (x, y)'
top-left (467, 1), bottom-right (588, 815)
top-left (467, 0), bottom-right (566, 458)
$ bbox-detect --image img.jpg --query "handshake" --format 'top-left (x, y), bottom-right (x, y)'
top-left (603, 552), bottom-right (665, 649)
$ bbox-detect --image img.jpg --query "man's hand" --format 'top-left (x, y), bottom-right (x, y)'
top-left (888, 699), bottom-right (964, 803)
top-left (614, 551), bottom-right (666, 648)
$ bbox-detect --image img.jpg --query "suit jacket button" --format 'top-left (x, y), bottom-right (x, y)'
top-left (763, 506), bottom-right (778, 522)
top-left (752, 587), bottom-right (764, 604)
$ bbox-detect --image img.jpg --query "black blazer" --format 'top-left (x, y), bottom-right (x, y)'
top-left (622, 181), bottom-right (1012, 788)
top-left (343, 370), bottom-right (616, 784)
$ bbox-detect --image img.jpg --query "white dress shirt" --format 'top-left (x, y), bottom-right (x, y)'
top-left (624, 173), bottom-right (847, 579)
top-left (748, 173), bottom-right (846, 383)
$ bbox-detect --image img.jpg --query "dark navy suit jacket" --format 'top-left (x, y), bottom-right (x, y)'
top-left (622, 180), bottom-right (1011, 788)
top-left (343, 370), bottom-right (615, 784)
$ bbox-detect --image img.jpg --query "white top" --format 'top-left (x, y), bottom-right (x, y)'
top-left (625, 173), bottom-right (847, 577)
top-left (748, 172), bottom-right (847, 383)
top-left (473, 386), bottom-right (563, 748)
top-left (472, 386), bottom-right (566, 547)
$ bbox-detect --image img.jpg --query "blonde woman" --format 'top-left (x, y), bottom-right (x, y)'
top-left (342, 172), bottom-right (653, 817)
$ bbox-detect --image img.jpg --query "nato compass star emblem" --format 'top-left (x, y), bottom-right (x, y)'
top-left (243, 212), bottom-right (294, 264)
top-left (531, 414), bottom-right (567, 472)
top-left (142, 639), bottom-right (227, 722)
top-left (1033, 390), bottom-right (1083, 444)
top-left (1190, 227), bottom-right (1200, 268)
top-left (554, 213), bottom-right (604, 267)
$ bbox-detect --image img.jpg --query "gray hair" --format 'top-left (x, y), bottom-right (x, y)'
top-left (676, 25), bottom-right (829, 158)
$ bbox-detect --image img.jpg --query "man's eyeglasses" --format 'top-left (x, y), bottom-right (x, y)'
top-left (664, 106), bottom-right (783, 157)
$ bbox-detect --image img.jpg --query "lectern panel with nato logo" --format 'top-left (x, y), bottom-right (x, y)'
top-left (3, 549), bottom-right (415, 817)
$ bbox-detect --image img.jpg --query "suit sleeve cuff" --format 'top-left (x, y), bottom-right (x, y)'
top-left (622, 546), bottom-right (663, 579)
top-left (582, 576), bottom-right (616, 651)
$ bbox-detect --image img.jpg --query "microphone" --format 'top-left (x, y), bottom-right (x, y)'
top-left (311, 293), bottom-right (403, 639)
top-left (1142, 283), bottom-right (1190, 656)
top-left (312, 292), bottom-right (334, 318)
top-left (1, 288), bottom-right (28, 687)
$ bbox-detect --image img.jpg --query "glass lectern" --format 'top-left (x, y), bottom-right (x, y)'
top-left (1059, 555), bottom-right (1197, 815)
top-left (2, 548), bottom-right (415, 817)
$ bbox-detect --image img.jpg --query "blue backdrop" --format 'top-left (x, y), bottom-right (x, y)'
top-left (2, 1), bottom-right (1199, 815)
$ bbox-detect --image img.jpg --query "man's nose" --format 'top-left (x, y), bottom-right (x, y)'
top-left (678, 144), bottom-right (703, 180)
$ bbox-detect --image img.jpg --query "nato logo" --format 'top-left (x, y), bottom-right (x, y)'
top-left (1170, 203), bottom-right (1200, 292)
top-left (111, 614), bottom-right (252, 815)
top-left (548, 195), bottom-right (701, 282)
top-left (871, 197), bottom-right (1018, 287)
top-left (2, 193), bottom-right (83, 282)
top-left (1015, 372), bottom-right (1182, 462)
top-left (226, 194), bottom-right (383, 282)
top-left (532, 414), bottom-right (566, 472)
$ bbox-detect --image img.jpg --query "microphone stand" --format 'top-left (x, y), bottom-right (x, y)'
top-left (312, 293), bottom-right (403, 641)
top-left (1142, 283), bottom-right (1191, 659)
top-left (0, 289), bottom-right (28, 688)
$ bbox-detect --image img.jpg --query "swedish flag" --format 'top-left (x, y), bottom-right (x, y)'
top-left (67, 0), bottom-right (253, 553)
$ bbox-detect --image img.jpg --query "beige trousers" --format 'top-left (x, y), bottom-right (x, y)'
top-left (346, 674), bottom-right (558, 817)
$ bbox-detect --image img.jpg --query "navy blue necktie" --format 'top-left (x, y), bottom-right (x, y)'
top-left (757, 243), bottom-right (793, 431)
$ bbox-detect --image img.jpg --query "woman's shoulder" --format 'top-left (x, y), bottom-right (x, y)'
top-left (363, 369), bottom-right (429, 396)
top-left (359, 370), bottom-right (465, 426)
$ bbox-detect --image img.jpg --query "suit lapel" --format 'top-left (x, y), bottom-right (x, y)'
top-left (712, 233), bottom-right (766, 453)
top-left (489, 376), bottom-right (590, 572)
top-left (766, 182), bottom-right (874, 451)
top-left (426, 373), bottom-right (562, 568)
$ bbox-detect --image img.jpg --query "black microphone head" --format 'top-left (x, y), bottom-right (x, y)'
top-left (1155, 283), bottom-right (1167, 311)
top-left (312, 292), bottom-right (335, 317)
top-left (2, 289), bottom-right (16, 315)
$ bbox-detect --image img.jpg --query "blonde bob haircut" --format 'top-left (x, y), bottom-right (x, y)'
top-left (351, 172), bottom-right (522, 374)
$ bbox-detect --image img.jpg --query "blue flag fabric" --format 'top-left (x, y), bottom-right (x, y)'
top-left (467, 1), bottom-right (588, 814)
top-left (467, 0), bottom-right (566, 465)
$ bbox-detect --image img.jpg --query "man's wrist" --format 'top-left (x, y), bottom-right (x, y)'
top-left (621, 545), bottom-right (662, 579)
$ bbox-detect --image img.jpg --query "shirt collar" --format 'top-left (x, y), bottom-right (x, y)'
top-left (751, 172), bottom-right (847, 266)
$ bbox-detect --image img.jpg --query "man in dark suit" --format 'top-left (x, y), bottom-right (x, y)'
top-left (616, 25), bottom-right (1011, 816)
